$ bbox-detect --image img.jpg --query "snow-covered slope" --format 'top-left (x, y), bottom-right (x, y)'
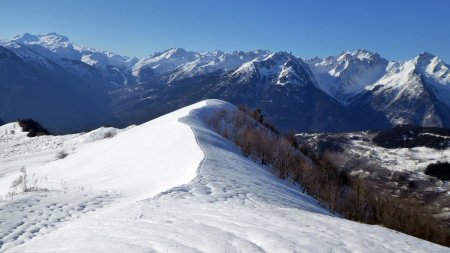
top-left (0, 100), bottom-right (447, 252)
top-left (0, 102), bottom-right (203, 204)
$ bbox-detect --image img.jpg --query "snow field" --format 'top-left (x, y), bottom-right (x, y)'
top-left (0, 100), bottom-right (448, 252)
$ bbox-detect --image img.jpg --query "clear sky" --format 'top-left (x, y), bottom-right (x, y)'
top-left (0, 0), bottom-right (449, 62)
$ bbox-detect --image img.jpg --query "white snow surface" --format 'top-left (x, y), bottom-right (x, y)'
top-left (0, 100), bottom-right (448, 252)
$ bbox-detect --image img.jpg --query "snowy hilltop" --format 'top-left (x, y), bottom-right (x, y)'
top-left (0, 100), bottom-right (447, 252)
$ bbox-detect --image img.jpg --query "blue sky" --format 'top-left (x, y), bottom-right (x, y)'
top-left (1, 0), bottom-right (449, 61)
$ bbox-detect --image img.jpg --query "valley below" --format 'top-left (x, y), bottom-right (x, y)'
top-left (297, 125), bottom-right (450, 232)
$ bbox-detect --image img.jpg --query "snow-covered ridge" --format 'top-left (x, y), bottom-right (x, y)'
top-left (0, 100), bottom-right (448, 252)
top-left (1, 33), bottom-right (138, 70)
top-left (132, 47), bottom-right (269, 83)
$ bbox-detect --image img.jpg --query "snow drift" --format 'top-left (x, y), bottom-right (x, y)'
top-left (0, 100), bottom-right (448, 252)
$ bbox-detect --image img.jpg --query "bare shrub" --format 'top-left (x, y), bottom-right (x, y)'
top-left (237, 105), bottom-right (279, 134)
top-left (425, 162), bottom-right (450, 181)
top-left (208, 107), bottom-right (450, 247)
top-left (208, 109), bottom-right (226, 132)
top-left (17, 118), bottom-right (51, 137)
top-left (56, 150), bottom-right (68, 159)
top-left (209, 108), bottom-right (340, 210)
top-left (344, 180), bottom-right (450, 245)
top-left (6, 167), bottom-right (42, 199)
top-left (103, 131), bottom-right (116, 139)
top-left (285, 131), bottom-right (299, 149)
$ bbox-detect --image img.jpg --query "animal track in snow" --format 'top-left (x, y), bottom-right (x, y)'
top-left (0, 191), bottom-right (119, 251)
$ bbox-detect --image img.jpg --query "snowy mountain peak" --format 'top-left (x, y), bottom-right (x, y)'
top-left (38, 32), bottom-right (70, 43)
top-left (1, 33), bottom-right (138, 78)
top-left (263, 51), bottom-right (294, 61)
top-left (337, 49), bottom-right (384, 64)
top-left (412, 52), bottom-right (449, 79)
top-left (405, 52), bottom-right (450, 107)
top-left (413, 53), bottom-right (450, 75)
top-left (133, 49), bottom-right (270, 83)
top-left (10, 32), bottom-right (71, 49)
top-left (10, 33), bottom-right (39, 43)
top-left (354, 48), bottom-right (380, 60)
top-left (230, 51), bottom-right (315, 86)
top-left (307, 49), bottom-right (389, 105)
top-left (158, 47), bottom-right (192, 59)
top-left (416, 52), bottom-right (437, 62)
top-left (133, 48), bottom-right (196, 77)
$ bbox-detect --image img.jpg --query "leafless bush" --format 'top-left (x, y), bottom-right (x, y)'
top-left (103, 131), bottom-right (116, 139)
top-left (6, 167), bottom-right (42, 199)
top-left (56, 150), bottom-right (68, 159)
top-left (208, 108), bottom-right (339, 209)
top-left (208, 108), bottom-right (450, 247)
top-left (343, 178), bottom-right (449, 245)
top-left (208, 109), bottom-right (227, 132)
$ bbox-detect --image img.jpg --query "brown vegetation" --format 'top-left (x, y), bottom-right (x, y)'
top-left (208, 106), bottom-right (450, 247)
top-left (56, 150), bottom-right (68, 159)
top-left (103, 131), bottom-right (116, 139)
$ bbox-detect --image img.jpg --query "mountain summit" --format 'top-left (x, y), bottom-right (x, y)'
top-left (3, 32), bottom-right (138, 71)
top-left (306, 49), bottom-right (389, 105)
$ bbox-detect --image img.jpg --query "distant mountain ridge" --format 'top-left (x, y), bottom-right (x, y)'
top-left (1, 33), bottom-right (449, 132)
top-left (3, 33), bottom-right (138, 70)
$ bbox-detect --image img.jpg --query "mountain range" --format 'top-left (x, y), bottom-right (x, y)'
top-left (1, 33), bottom-right (449, 133)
